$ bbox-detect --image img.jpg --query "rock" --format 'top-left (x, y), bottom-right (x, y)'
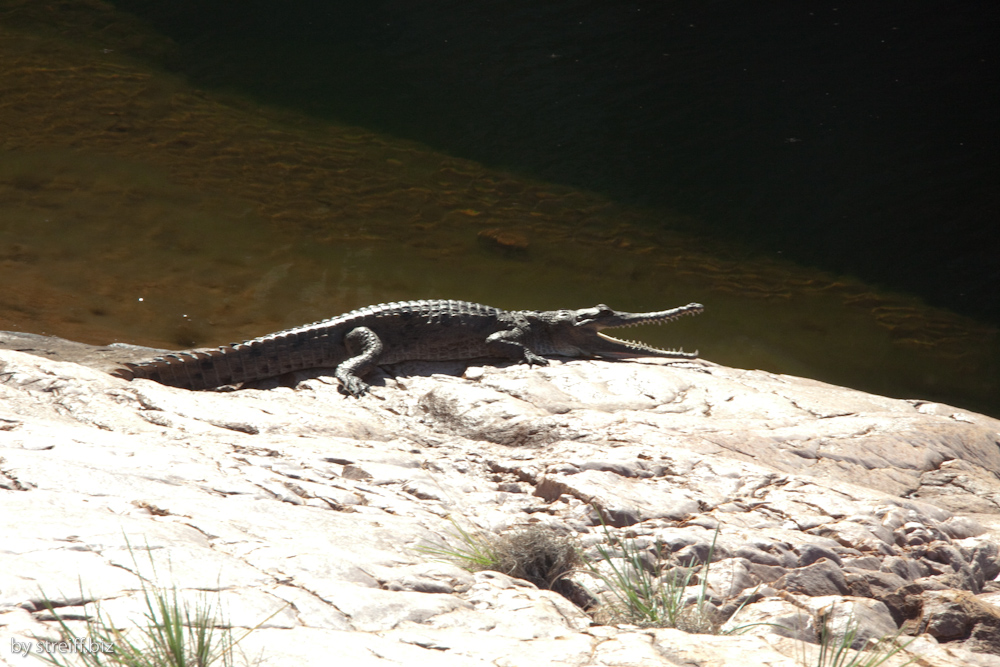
top-left (375, 563), bottom-right (476, 594)
top-left (721, 596), bottom-right (816, 641)
top-left (843, 569), bottom-right (912, 621)
top-left (797, 544), bottom-right (843, 568)
top-left (804, 596), bottom-right (900, 650)
top-left (960, 537), bottom-right (1000, 583)
top-left (773, 559), bottom-right (851, 597)
top-left (535, 469), bottom-right (701, 527)
top-left (881, 555), bottom-right (932, 582)
top-left (4, 340), bottom-right (1000, 667)
top-left (748, 562), bottom-right (790, 585)
top-left (704, 558), bottom-right (756, 599)
top-left (477, 228), bottom-right (530, 257)
top-left (424, 571), bottom-right (593, 639)
top-left (918, 590), bottom-right (1000, 655)
top-left (844, 568), bottom-right (894, 594)
top-left (735, 545), bottom-right (784, 567)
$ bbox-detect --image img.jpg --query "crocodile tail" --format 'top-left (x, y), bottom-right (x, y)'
top-left (111, 348), bottom-right (248, 390)
top-left (110, 330), bottom-right (341, 390)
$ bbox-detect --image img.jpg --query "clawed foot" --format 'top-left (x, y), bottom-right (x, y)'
top-left (337, 376), bottom-right (371, 398)
top-left (522, 350), bottom-right (550, 367)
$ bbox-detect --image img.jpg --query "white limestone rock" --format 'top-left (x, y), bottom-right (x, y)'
top-left (4, 342), bottom-right (1000, 667)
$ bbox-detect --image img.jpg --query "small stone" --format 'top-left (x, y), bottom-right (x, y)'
top-left (477, 228), bottom-right (530, 257)
top-left (341, 465), bottom-right (373, 480)
top-left (736, 546), bottom-right (783, 567)
top-left (797, 544), bottom-right (843, 568)
top-left (773, 559), bottom-right (850, 597)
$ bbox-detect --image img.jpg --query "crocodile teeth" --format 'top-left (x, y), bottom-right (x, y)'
top-left (598, 333), bottom-right (670, 351)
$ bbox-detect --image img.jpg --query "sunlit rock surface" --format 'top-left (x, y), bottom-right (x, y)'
top-left (2, 332), bottom-right (1000, 666)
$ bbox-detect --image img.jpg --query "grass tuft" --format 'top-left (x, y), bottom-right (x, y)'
top-left (417, 517), bottom-right (580, 591)
top-left (581, 514), bottom-right (724, 632)
top-left (414, 517), bottom-right (503, 571)
top-left (801, 604), bottom-right (915, 667)
top-left (32, 537), bottom-right (281, 667)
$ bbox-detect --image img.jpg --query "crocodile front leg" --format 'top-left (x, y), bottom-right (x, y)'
top-left (485, 319), bottom-right (550, 366)
top-left (335, 326), bottom-right (384, 397)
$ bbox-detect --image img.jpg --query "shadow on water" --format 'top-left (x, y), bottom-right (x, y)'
top-left (0, 7), bottom-right (997, 416)
top-left (97, 0), bottom-right (1000, 327)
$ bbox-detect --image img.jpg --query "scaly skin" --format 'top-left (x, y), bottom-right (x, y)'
top-left (112, 299), bottom-right (703, 396)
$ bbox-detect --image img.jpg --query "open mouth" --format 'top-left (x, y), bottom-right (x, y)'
top-left (596, 330), bottom-right (695, 357)
top-left (593, 302), bottom-right (702, 355)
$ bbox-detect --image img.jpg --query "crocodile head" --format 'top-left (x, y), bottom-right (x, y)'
top-left (533, 302), bottom-right (704, 358)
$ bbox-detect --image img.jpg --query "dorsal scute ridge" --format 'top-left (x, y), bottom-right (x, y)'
top-left (244, 300), bottom-right (503, 345)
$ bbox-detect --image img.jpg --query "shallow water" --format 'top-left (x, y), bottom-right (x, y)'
top-left (0, 21), bottom-right (996, 416)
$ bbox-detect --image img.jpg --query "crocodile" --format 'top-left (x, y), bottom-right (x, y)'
top-left (112, 300), bottom-right (704, 396)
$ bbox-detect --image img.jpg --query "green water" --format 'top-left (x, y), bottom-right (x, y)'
top-left (0, 14), bottom-right (997, 416)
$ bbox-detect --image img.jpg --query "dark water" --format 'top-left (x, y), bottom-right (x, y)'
top-left (108, 0), bottom-right (1000, 325)
top-left (0, 1), bottom-right (997, 416)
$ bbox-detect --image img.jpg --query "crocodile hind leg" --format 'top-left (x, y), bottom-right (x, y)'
top-left (335, 326), bottom-right (384, 397)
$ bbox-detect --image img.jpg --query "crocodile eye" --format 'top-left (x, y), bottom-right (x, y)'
top-left (574, 305), bottom-right (609, 325)
top-left (578, 305), bottom-right (614, 321)
top-left (594, 304), bottom-right (614, 317)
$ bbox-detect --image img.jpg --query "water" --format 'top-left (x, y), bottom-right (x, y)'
top-left (0, 7), bottom-right (997, 416)
top-left (103, 0), bottom-right (1000, 324)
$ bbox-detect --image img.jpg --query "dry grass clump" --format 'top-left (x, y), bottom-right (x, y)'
top-left (417, 519), bottom-right (584, 602)
top-left (488, 524), bottom-right (581, 590)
